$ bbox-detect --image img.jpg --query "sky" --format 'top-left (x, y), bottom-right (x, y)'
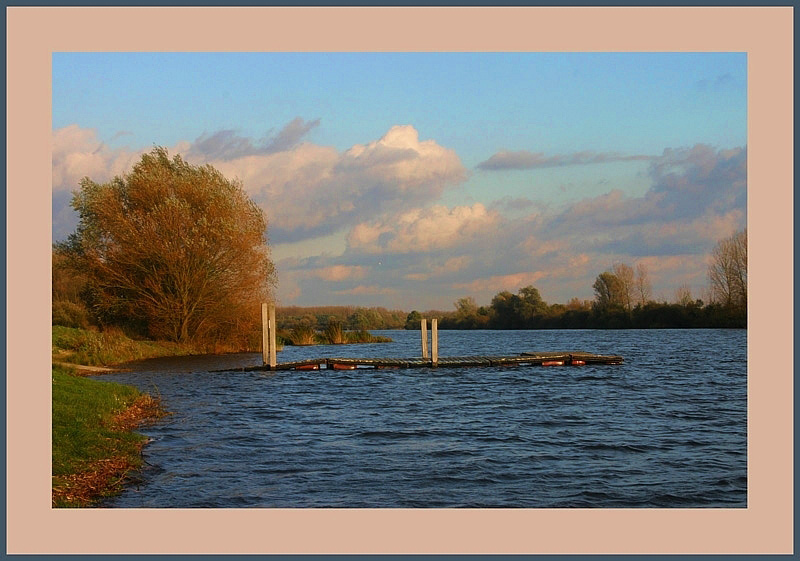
top-left (52, 52), bottom-right (747, 311)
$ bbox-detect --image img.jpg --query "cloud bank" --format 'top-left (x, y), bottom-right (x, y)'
top-left (187, 118), bottom-right (321, 160)
top-left (477, 149), bottom-right (654, 171)
top-left (200, 124), bottom-right (467, 243)
top-left (52, 122), bottom-right (746, 309)
top-left (52, 122), bottom-right (467, 246)
top-left (300, 143), bottom-right (746, 307)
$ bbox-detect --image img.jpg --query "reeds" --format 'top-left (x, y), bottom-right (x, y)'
top-left (281, 325), bottom-right (393, 346)
top-left (345, 329), bottom-right (390, 343)
top-left (288, 326), bottom-right (318, 346)
top-left (323, 321), bottom-right (346, 344)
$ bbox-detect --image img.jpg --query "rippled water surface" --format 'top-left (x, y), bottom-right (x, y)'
top-left (100, 329), bottom-right (747, 508)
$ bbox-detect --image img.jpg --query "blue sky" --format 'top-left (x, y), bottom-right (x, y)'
top-left (52, 52), bottom-right (747, 310)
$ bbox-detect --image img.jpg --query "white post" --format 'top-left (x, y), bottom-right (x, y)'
top-left (420, 318), bottom-right (428, 359)
top-left (262, 302), bottom-right (277, 369)
top-left (268, 302), bottom-right (269, 366)
top-left (268, 303), bottom-right (277, 369)
top-left (431, 318), bottom-right (438, 367)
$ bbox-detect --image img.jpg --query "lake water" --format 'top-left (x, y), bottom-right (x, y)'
top-left (98, 329), bottom-right (747, 508)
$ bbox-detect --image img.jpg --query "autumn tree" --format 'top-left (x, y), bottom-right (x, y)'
top-left (516, 285), bottom-right (547, 322)
top-left (592, 271), bottom-right (625, 311)
top-left (58, 147), bottom-right (275, 346)
top-left (612, 262), bottom-right (635, 311)
top-left (455, 296), bottom-right (478, 319)
top-left (675, 284), bottom-right (694, 306)
top-left (488, 285), bottom-right (548, 328)
top-left (52, 249), bottom-right (91, 329)
top-left (453, 296), bottom-right (478, 327)
top-left (634, 262), bottom-right (652, 307)
top-left (708, 228), bottom-right (747, 312)
top-left (404, 310), bottom-right (423, 330)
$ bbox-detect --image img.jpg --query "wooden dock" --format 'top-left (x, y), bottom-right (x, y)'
top-left (233, 351), bottom-right (623, 372)
top-left (241, 304), bottom-right (623, 373)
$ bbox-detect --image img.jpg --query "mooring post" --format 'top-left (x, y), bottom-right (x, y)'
top-left (268, 302), bottom-right (277, 370)
top-left (261, 302), bottom-right (269, 366)
top-left (262, 302), bottom-right (277, 370)
top-left (431, 318), bottom-right (438, 367)
top-left (420, 318), bottom-right (428, 359)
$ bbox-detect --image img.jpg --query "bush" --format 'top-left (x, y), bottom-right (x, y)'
top-left (52, 326), bottom-right (194, 366)
top-left (323, 321), bottom-right (345, 344)
top-left (346, 330), bottom-right (392, 343)
top-left (52, 300), bottom-right (91, 329)
top-left (288, 326), bottom-right (318, 346)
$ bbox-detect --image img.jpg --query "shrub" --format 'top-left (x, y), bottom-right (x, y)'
top-left (345, 330), bottom-right (392, 344)
top-left (323, 321), bottom-right (345, 344)
top-left (288, 326), bottom-right (317, 346)
top-left (52, 326), bottom-right (194, 366)
top-left (52, 300), bottom-right (91, 329)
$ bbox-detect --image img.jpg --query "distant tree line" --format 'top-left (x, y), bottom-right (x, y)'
top-left (406, 229), bottom-right (747, 330)
top-left (277, 306), bottom-right (407, 332)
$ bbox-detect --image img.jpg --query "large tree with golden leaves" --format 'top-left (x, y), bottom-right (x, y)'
top-left (60, 147), bottom-right (275, 345)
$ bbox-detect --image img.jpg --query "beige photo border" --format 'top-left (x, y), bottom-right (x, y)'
top-left (7, 6), bottom-right (793, 555)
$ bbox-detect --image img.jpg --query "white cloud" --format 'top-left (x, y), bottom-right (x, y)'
top-left (452, 271), bottom-right (548, 294)
top-left (333, 285), bottom-right (396, 296)
top-left (52, 125), bottom-right (143, 192)
top-left (196, 123), bottom-right (467, 243)
top-left (311, 265), bottom-right (368, 282)
top-left (346, 203), bottom-right (499, 254)
top-left (403, 256), bottom-right (473, 282)
top-left (340, 125), bottom-right (465, 188)
top-left (52, 122), bottom-right (467, 246)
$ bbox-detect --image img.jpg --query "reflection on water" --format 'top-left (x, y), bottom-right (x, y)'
top-left (100, 329), bottom-right (747, 508)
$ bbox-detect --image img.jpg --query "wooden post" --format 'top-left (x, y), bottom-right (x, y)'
top-left (431, 318), bottom-right (438, 367)
top-left (420, 318), bottom-right (428, 359)
top-left (262, 302), bottom-right (277, 369)
top-left (268, 303), bottom-right (277, 370)
top-left (268, 302), bottom-right (269, 366)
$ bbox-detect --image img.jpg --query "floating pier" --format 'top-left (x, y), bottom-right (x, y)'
top-left (237, 350), bottom-right (623, 373)
top-left (239, 304), bottom-right (623, 373)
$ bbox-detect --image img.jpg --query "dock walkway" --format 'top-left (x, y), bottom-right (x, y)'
top-left (233, 351), bottom-right (623, 372)
top-left (245, 305), bottom-right (623, 373)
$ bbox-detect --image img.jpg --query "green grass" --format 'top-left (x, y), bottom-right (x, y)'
top-left (52, 364), bottom-right (162, 506)
top-left (52, 365), bottom-right (143, 474)
top-left (52, 325), bottom-right (196, 366)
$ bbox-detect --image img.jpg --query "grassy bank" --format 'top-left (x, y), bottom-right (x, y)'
top-left (52, 325), bottom-right (197, 367)
top-left (52, 364), bottom-right (168, 507)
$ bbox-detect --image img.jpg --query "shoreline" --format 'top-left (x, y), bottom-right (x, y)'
top-left (52, 361), bottom-right (128, 375)
top-left (52, 364), bottom-right (169, 507)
